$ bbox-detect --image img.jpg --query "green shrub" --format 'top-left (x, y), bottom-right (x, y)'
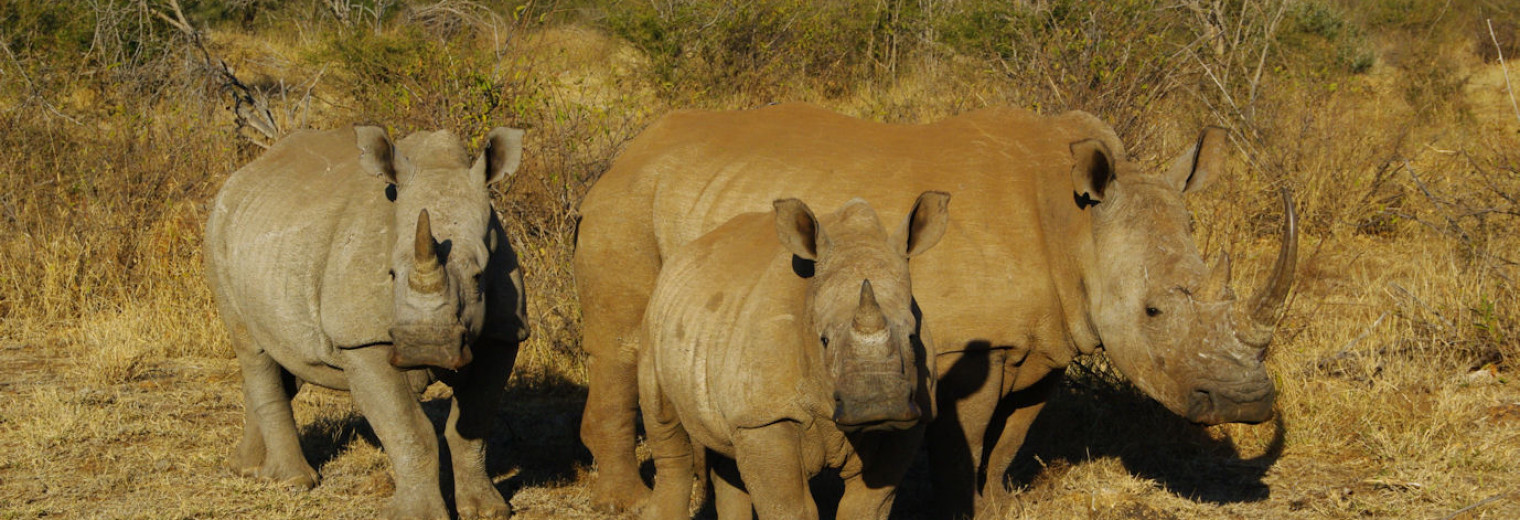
top-left (1281, 1), bottom-right (1375, 75)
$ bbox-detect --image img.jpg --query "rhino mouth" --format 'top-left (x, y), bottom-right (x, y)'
top-left (389, 323), bottom-right (472, 370)
top-left (1185, 380), bottom-right (1276, 425)
top-left (832, 373), bottom-right (922, 433)
top-left (834, 400), bottom-right (922, 433)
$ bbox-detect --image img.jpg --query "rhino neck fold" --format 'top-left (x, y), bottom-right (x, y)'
top-left (1037, 157), bottom-right (1104, 358)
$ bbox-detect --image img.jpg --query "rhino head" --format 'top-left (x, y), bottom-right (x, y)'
top-left (354, 126), bottom-right (524, 371)
top-left (774, 192), bottom-right (950, 433)
top-left (1073, 128), bottom-right (1295, 425)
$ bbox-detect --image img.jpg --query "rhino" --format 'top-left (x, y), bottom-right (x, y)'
top-left (573, 103), bottom-right (1295, 515)
top-left (639, 193), bottom-right (949, 519)
top-left (204, 126), bottom-right (529, 520)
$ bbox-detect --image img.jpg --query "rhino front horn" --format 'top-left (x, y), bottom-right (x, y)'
top-left (410, 209), bottom-right (446, 294)
top-left (1237, 189), bottom-right (1297, 348)
top-left (853, 280), bottom-right (887, 334)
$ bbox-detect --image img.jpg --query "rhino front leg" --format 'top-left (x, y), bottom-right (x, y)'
top-left (342, 346), bottom-right (448, 520)
top-left (837, 427), bottom-right (923, 520)
top-left (928, 348), bottom-right (1005, 519)
top-left (710, 458), bottom-right (754, 520)
top-left (232, 345), bottom-right (318, 489)
top-left (979, 370), bottom-right (1060, 505)
top-left (443, 338), bottom-right (520, 520)
top-left (734, 422), bottom-right (817, 520)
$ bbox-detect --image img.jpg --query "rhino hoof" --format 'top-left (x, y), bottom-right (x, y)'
top-left (224, 459), bottom-right (261, 478)
top-left (385, 502), bottom-right (450, 520)
top-left (456, 483), bottom-right (512, 519)
top-left (457, 504), bottom-right (513, 520)
top-left (590, 479), bottom-right (651, 513)
top-left (256, 462), bottom-right (319, 491)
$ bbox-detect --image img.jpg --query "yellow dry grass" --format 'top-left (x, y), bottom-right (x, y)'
top-left (2, 2), bottom-right (1519, 519)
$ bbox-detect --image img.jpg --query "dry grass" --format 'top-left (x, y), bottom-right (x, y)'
top-left (3, 1), bottom-right (1520, 519)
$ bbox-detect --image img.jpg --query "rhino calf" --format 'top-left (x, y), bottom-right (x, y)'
top-left (638, 193), bottom-right (949, 519)
top-left (204, 126), bottom-right (529, 520)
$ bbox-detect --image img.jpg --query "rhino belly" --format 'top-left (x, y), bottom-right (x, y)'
top-left (649, 322), bottom-right (737, 457)
top-left (211, 211), bottom-right (358, 390)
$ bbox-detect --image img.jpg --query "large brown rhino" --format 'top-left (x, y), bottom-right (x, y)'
top-left (639, 194), bottom-right (948, 519)
top-left (573, 103), bottom-right (1295, 515)
top-left (204, 127), bottom-right (529, 519)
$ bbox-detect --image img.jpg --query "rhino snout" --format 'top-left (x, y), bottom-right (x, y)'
top-left (1185, 377), bottom-right (1276, 425)
top-left (388, 323), bottom-right (473, 370)
top-left (832, 371), bottom-right (920, 432)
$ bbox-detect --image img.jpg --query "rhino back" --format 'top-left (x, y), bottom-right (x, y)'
top-left (611, 103), bottom-right (1100, 373)
top-left (206, 128), bottom-right (394, 376)
top-left (645, 212), bottom-right (824, 455)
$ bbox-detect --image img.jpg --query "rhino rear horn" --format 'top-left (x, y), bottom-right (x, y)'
top-left (1237, 189), bottom-right (1297, 348)
top-left (410, 209), bottom-right (446, 294)
top-left (1202, 249), bottom-right (1233, 301)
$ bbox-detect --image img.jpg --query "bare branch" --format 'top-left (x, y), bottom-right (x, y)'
top-left (1488, 19), bottom-right (1520, 126)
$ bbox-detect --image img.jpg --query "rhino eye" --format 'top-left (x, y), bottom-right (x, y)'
top-left (820, 335), bottom-right (830, 347)
top-left (1145, 306), bottom-right (1162, 317)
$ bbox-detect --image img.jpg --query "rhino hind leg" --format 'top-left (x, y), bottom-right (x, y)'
top-left (575, 230), bottom-right (658, 511)
top-left (442, 338), bottom-right (520, 520)
top-left (232, 347), bottom-right (318, 490)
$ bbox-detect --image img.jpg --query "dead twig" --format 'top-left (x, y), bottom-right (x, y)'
top-left (1387, 282), bottom-right (1455, 331)
top-left (143, 0), bottom-right (282, 144)
top-left (1488, 19), bottom-right (1520, 127)
top-left (0, 40), bottom-right (82, 125)
top-left (1434, 490), bottom-right (1517, 520)
top-left (1336, 311), bottom-right (1391, 355)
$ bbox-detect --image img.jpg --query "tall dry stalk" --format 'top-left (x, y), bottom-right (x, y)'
top-left (1489, 18), bottom-right (1520, 126)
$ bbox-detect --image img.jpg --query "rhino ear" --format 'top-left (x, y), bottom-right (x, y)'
top-left (1070, 138), bottom-right (1115, 209)
top-left (775, 198), bottom-right (823, 261)
top-left (1166, 126), bottom-right (1227, 195)
top-left (476, 127), bottom-right (524, 185)
top-left (895, 191), bottom-right (950, 258)
top-left (355, 126), bottom-right (397, 185)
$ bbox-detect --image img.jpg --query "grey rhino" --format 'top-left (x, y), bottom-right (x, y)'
top-left (573, 103), bottom-right (1295, 515)
top-left (639, 193), bottom-right (949, 520)
top-left (204, 126), bottom-right (529, 519)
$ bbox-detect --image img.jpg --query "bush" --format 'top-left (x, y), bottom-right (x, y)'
top-left (604, 0), bottom-right (911, 102)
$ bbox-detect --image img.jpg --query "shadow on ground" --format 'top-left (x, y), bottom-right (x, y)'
top-left (292, 369), bottom-right (593, 511)
top-left (289, 354), bottom-right (1281, 518)
top-left (1001, 360), bottom-right (1285, 505)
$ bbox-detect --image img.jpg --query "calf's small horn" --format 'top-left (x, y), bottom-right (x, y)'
top-left (853, 280), bottom-right (887, 334)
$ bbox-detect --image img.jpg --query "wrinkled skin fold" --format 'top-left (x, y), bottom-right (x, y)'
top-left (204, 126), bottom-right (530, 520)
top-left (573, 104), bottom-right (1296, 517)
